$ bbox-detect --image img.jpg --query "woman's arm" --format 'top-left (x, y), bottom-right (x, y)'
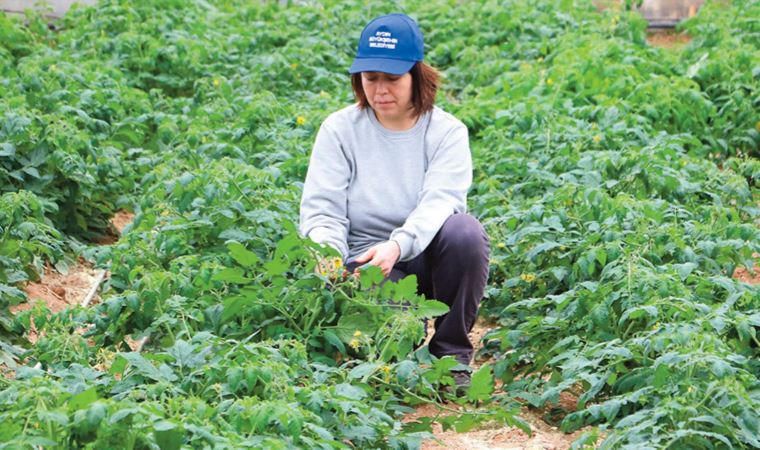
top-left (299, 122), bottom-right (351, 261)
top-left (389, 124), bottom-right (472, 262)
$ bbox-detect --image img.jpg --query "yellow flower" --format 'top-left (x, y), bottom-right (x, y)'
top-left (546, 78), bottom-right (554, 86)
top-left (296, 116), bottom-right (306, 126)
top-left (489, 258), bottom-right (497, 265)
top-left (213, 78), bottom-right (221, 87)
top-left (332, 257), bottom-right (343, 270)
top-left (349, 338), bottom-right (360, 350)
top-left (381, 365), bottom-right (391, 374)
top-left (520, 273), bottom-right (536, 283)
top-left (290, 63), bottom-right (299, 70)
top-left (497, 242), bottom-right (506, 249)
top-left (593, 134), bottom-right (602, 143)
top-left (353, 330), bottom-right (362, 338)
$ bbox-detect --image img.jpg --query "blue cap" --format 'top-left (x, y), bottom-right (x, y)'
top-left (349, 13), bottom-right (424, 75)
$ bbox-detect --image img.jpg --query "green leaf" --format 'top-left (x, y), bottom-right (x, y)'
top-left (322, 330), bottom-right (346, 354)
top-left (85, 403), bottom-right (107, 429)
top-left (109, 354), bottom-right (127, 376)
top-left (154, 421), bottom-right (184, 450)
top-left (109, 408), bottom-right (139, 424)
top-left (442, 413), bottom-right (478, 433)
top-left (348, 362), bottom-right (379, 380)
top-left (38, 411), bottom-right (69, 427)
top-left (120, 352), bottom-right (171, 382)
top-left (526, 241), bottom-right (561, 261)
top-left (653, 364), bottom-right (670, 389)
top-left (466, 364), bottom-right (494, 402)
top-left (360, 265), bottom-right (385, 289)
top-left (596, 248), bottom-right (607, 266)
top-left (401, 417), bottom-right (435, 433)
top-left (334, 383), bottom-right (367, 400)
top-left (212, 267), bottom-right (251, 284)
top-left (0, 143), bottom-right (15, 157)
top-left (395, 275), bottom-right (419, 299)
top-left (221, 296), bottom-right (247, 323)
top-left (673, 262), bottom-right (697, 280)
top-left (336, 313), bottom-right (376, 342)
top-left (264, 258), bottom-right (289, 277)
top-left (68, 386), bottom-right (98, 411)
top-left (227, 241), bottom-right (260, 267)
top-left (550, 266), bottom-right (569, 281)
top-left (415, 299), bottom-right (449, 318)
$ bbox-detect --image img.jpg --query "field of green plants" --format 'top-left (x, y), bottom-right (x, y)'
top-left (1, 0), bottom-right (758, 448)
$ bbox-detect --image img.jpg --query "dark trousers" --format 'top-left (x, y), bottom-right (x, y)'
top-left (345, 213), bottom-right (490, 365)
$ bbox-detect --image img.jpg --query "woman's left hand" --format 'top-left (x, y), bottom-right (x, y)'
top-left (353, 240), bottom-right (401, 277)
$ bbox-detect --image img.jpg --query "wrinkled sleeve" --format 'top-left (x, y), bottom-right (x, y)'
top-left (389, 124), bottom-right (472, 262)
top-left (299, 122), bottom-right (351, 261)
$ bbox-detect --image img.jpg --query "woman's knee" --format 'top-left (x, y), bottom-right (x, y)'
top-left (440, 213), bottom-right (490, 261)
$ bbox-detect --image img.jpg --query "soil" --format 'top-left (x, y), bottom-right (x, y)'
top-left (646, 30), bottom-right (693, 49)
top-left (95, 210), bottom-right (135, 244)
top-left (10, 210), bottom-right (135, 339)
top-left (2, 211), bottom-right (128, 376)
top-left (732, 253), bottom-right (760, 284)
top-left (10, 260), bottom-right (102, 316)
top-left (110, 210), bottom-right (135, 234)
top-left (408, 401), bottom-right (590, 450)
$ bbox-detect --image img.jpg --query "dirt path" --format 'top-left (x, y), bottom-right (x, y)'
top-left (733, 253), bottom-right (760, 284)
top-left (646, 29), bottom-right (692, 49)
top-left (411, 401), bottom-right (587, 450)
top-left (11, 210), bottom-right (134, 318)
top-left (10, 261), bottom-right (103, 316)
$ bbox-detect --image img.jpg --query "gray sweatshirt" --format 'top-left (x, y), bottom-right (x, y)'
top-left (298, 103), bottom-right (471, 264)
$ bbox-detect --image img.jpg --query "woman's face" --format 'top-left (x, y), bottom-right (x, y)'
top-left (361, 71), bottom-right (413, 121)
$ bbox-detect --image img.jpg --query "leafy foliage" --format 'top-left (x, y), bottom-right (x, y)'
top-left (0, 0), bottom-right (758, 448)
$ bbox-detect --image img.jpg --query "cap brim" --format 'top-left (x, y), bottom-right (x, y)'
top-left (349, 58), bottom-right (415, 75)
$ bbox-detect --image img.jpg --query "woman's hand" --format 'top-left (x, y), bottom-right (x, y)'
top-left (352, 240), bottom-right (401, 277)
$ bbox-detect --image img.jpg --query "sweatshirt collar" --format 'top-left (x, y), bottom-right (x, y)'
top-left (366, 106), bottom-right (431, 139)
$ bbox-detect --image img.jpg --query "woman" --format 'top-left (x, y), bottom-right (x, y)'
top-left (299, 13), bottom-right (490, 391)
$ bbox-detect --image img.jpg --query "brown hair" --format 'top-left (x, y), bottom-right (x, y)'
top-left (351, 61), bottom-right (440, 118)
